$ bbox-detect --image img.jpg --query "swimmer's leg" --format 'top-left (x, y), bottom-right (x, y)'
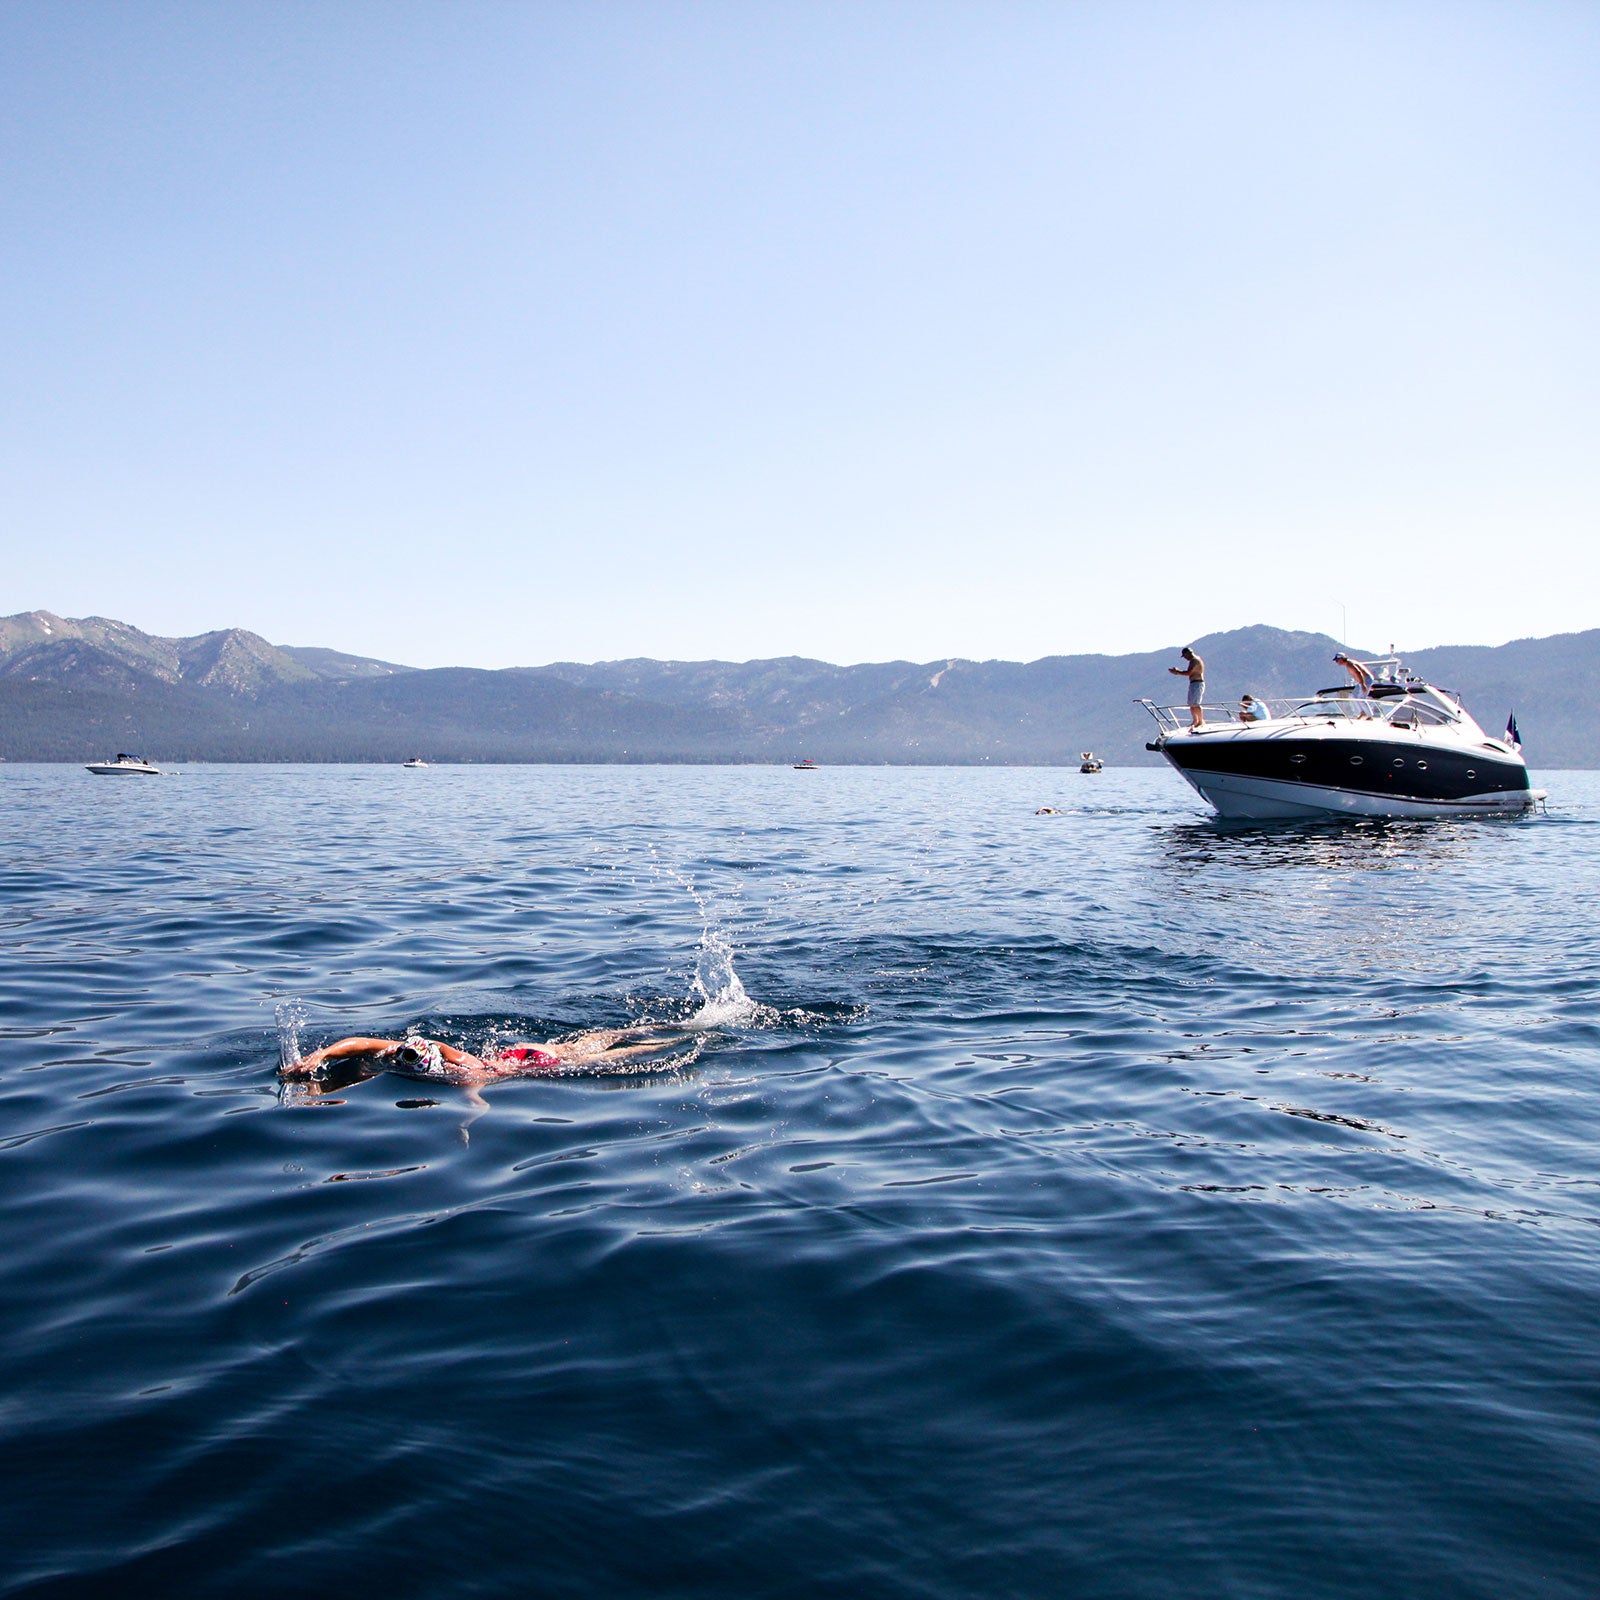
top-left (552, 1025), bottom-right (685, 1056)
top-left (583, 1034), bottom-right (699, 1067)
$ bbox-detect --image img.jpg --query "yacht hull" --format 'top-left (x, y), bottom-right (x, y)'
top-left (1173, 765), bottom-right (1539, 820)
top-left (1161, 732), bottom-right (1535, 819)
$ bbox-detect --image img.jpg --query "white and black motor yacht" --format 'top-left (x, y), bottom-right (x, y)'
top-left (1139, 657), bottom-right (1542, 820)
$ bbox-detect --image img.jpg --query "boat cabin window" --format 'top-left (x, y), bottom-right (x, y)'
top-left (1384, 701), bottom-right (1450, 728)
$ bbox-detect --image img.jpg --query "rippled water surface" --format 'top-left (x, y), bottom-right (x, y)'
top-left (3, 764), bottom-right (1598, 1599)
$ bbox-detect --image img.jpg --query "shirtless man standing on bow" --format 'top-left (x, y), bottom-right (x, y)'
top-left (1169, 647), bottom-right (1206, 729)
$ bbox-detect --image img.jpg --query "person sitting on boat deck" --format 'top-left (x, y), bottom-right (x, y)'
top-left (1169, 647), bottom-right (1206, 729)
top-left (1239, 694), bottom-right (1268, 723)
top-left (1333, 653), bottom-right (1374, 694)
top-left (282, 1024), bottom-right (693, 1087)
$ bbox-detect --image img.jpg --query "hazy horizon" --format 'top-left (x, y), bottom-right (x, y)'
top-left (7, 602), bottom-right (1589, 673)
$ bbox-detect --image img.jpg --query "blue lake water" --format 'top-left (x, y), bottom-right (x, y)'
top-left (2, 763), bottom-right (1597, 1599)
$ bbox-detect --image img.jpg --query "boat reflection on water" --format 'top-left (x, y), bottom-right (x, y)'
top-left (1152, 819), bottom-right (1497, 896)
top-left (1154, 814), bottom-right (1505, 874)
top-left (1145, 813), bottom-right (1527, 974)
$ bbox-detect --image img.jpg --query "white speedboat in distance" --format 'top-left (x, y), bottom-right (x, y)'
top-left (85, 748), bottom-right (161, 774)
top-left (86, 753), bottom-right (163, 777)
top-left (403, 757), bottom-right (430, 768)
top-left (1139, 657), bottom-right (1542, 820)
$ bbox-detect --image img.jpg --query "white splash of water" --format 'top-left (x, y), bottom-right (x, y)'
top-left (275, 999), bottom-right (306, 1071)
top-left (600, 844), bottom-right (781, 1032)
top-left (687, 928), bottom-right (765, 1028)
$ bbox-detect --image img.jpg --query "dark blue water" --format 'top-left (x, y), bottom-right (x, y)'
top-left (2, 764), bottom-right (1597, 1599)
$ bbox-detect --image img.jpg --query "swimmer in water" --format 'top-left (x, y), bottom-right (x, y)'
top-left (283, 1024), bottom-right (695, 1087)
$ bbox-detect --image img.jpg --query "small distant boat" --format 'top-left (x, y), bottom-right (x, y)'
top-left (1079, 752), bottom-right (1103, 774)
top-left (402, 757), bottom-right (430, 768)
top-left (793, 758), bottom-right (818, 771)
top-left (86, 753), bottom-right (162, 776)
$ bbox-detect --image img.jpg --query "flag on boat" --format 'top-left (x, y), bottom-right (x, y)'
top-left (1505, 712), bottom-right (1521, 750)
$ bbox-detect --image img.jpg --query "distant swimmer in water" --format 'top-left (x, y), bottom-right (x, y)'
top-left (1035, 806), bottom-right (1062, 815)
top-left (283, 1025), bottom-right (696, 1087)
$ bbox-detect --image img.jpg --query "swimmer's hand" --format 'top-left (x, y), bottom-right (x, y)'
top-left (282, 1046), bottom-right (348, 1077)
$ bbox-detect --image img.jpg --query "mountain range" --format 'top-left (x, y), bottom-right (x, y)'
top-left (0, 609), bottom-right (1594, 765)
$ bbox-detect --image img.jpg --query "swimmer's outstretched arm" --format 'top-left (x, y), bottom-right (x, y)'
top-left (284, 1035), bottom-right (488, 1077)
top-left (283, 1036), bottom-right (403, 1076)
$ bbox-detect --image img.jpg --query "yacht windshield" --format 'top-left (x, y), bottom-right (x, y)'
top-left (1284, 695), bottom-right (1453, 727)
top-left (1287, 699), bottom-right (1375, 721)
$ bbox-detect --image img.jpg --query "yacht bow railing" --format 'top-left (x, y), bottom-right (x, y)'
top-left (1138, 687), bottom-right (1458, 736)
top-left (1136, 698), bottom-right (1279, 734)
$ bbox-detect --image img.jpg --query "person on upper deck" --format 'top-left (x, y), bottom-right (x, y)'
top-left (1239, 694), bottom-right (1268, 723)
top-left (1169, 647), bottom-right (1206, 729)
top-left (1333, 653), bottom-right (1374, 694)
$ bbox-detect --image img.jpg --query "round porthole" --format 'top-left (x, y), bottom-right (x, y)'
top-left (1289, 754), bottom-right (1307, 766)
top-left (1349, 755), bottom-right (1364, 766)
top-left (1416, 760), bottom-right (1428, 771)
top-left (1466, 768), bottom-right (1477, 778)
top-left (1393, 758), bottom-right (1405, 768)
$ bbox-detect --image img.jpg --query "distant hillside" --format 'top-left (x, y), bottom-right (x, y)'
top-left (0, 610), bottom-right (1594, 765)
top-left (0, 611), bottom-right (409, 692)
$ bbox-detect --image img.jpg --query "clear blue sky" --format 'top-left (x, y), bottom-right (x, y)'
top-left (3, 0), bottom-right (1596, 669)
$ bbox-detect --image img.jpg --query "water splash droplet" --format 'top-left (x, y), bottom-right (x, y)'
top-left (688, 929), bottom-right (763, 1027)
top-left (275, 998), bottom-right (305, 1071)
